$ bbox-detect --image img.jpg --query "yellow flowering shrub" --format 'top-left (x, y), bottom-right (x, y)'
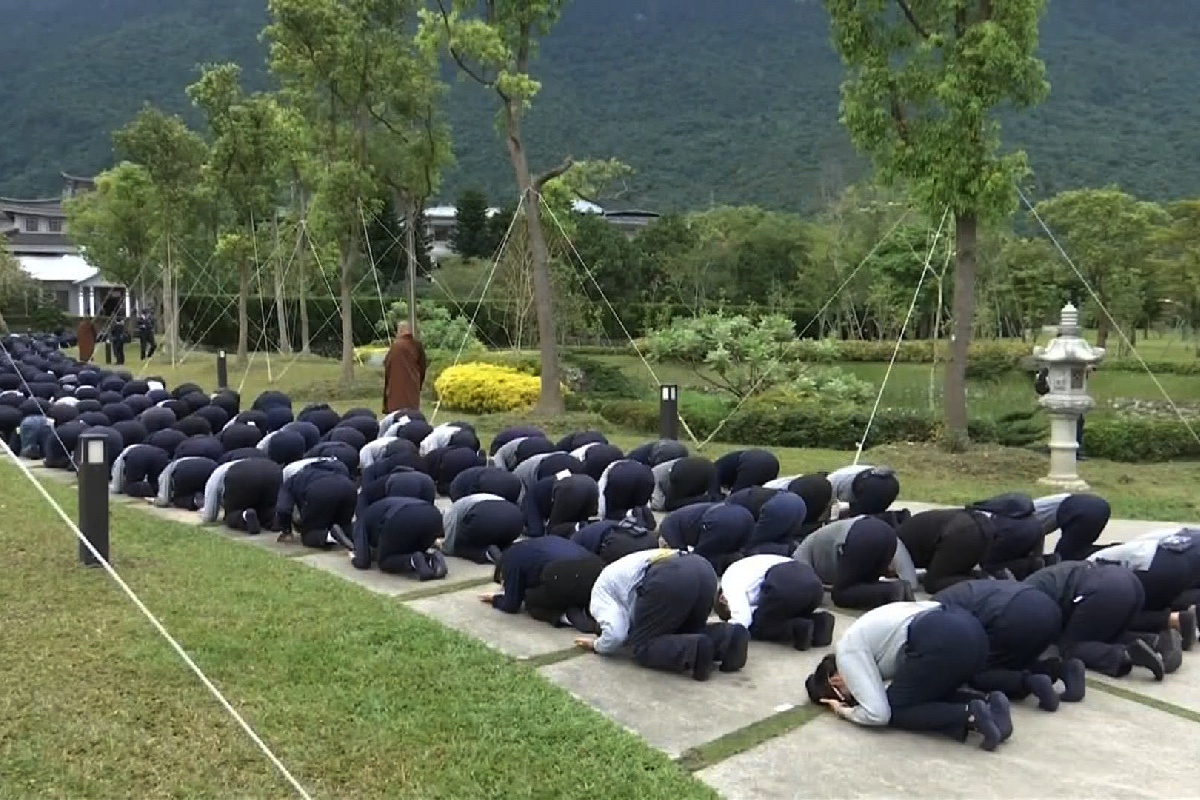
top-left (433, 362), bottom-right (568, 414)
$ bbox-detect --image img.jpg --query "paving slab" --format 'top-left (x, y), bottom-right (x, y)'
top-left (697, 690), bottom-right (1197, 799)
top-left (296, 550), bottom-right (493, 598)
top-left (1090, 655), bottom-right (1200, 716)
top-left (538, 619), bottom-right (854, 758)
top-left (406, 586), bottom-right (577, 658)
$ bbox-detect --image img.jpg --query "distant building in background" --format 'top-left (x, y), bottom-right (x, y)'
top-left (422, 199), bottom-right (659, 262)
top-left (1, 172), bottom-right (130, 318)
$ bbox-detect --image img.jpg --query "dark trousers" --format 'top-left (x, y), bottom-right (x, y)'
top-left (832, 523), bottom-right (900, 610)
top-left (1130, 548), bottom-right (1195, 632)
top-left (924, 517), bottom-right (990, 593)
top-left (1061, 565), bottom-right (1144, 676)
top-left (847, 473), bottom-right (899, 516)
top-left (626, 555), bottom-right (736, 674)
top-left (140, 335), bottom-right (157, 359)
top-left (377, 518), bottom-right (440, 574)
top-left (970, 589), bottom-right (1063, 697)
top-left (170, 462), bottom-right (214, 507)
top-left (525, 556), bottom-right (605, 626)
top-left (981, 516), bottom-right (1045, 579)
top-left (1053, 494), bottom-right (1110, 560)
top-left (748, 561), bottom-right (824, 641)
top-left (221, 463), bottom-right (283, 531)
top-left (111, 338), bottom-right (125, 365)
top-left (455, 501), bottom-right (525, 564)
top-left (296, 476), bottom-right (357, 548)
top-left (886, 607), bottom-right (989, 738)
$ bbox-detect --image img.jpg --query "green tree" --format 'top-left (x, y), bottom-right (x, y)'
top-left (824, 0), bottom-right (1049, 446)
top-left (188, 63), bottom-right (290, 365)
top-left (63, 162), bottom-right (158, 293)
top-left (997, 235), bottom-right (1066, 339)
top-left (112, 104), bottom-right (208, 362)
top-left (0, 248), bottom-right (33, 333)
top-left (1158, 200), bottom-right (1200, 351)
top-left (1032, 187), bottom-right (1166, 348)
top-left (376, 299), bottom-right (482, 352)
top-left (266, 0), bottom-right (432, 381)
top-left (419, 0), bottom-right (576, 413)
top-left (363, 192), bottom-right (406, 288)
top-left (451, 188), bottom-right (490, 259)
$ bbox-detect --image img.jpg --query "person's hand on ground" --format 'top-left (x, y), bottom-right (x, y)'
top-left (574, 635), bottom-right (596, 650)
top-left (479, 592), bottom-right (497, 603)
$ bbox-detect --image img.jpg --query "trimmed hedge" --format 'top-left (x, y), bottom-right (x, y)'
top-left (434, 362), bottom-right (565, 414)
top-left (589, 396), bottom-right (1196, 463)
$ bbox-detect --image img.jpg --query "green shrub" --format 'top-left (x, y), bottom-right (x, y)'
top-left (1084, 417), bottom-right (1200, 462)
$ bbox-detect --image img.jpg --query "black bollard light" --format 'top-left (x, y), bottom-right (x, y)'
top-left (658, 384), bottom-right (679, 441)
top-left (216, 349), bottom-right (228, 390)
top-left (77, 431), bottom-right (110, 567)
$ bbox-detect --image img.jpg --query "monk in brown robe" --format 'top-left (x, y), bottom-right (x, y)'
top-left (76, 317), bottom-right (97, 362)
top-left (383, 322), bottom-right (427, 413)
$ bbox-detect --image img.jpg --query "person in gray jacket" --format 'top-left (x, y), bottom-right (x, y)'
top-left (650, 456), bottom-right (719, 513)
top-left (200, 457), bottom-right (283, 534)
top-left (826, 464), bottom-right (899, 516)
top-left (793, 515), bottom-right (918, 609)
top-left (154, 456), bottom-right (218, 510)
top-left (806, 601), bottom-right (1010, 751)
top-left (442, 493), bottom-right (525, 564)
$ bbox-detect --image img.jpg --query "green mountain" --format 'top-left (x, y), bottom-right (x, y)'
top-left (2, 0), bottom-right (1198, 212)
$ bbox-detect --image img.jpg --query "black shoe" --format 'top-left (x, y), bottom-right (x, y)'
top-left (1156, 629), bottom-right (1183, 674)
top-left (242, 509), bottom-right (260, 535)
top-left (427, 550), bottom-right (449, 580)
top-left (1042, 553), bottom-right (1062, 567)
top-left (328, 524), bottom-right (353, 550)
top-left (719, 624), bottom-right (750, 673)
top-left (1127, 638), bottom-right (1165, 681)
top-left (1179, 607), bottom-right (1197, 652)
top-left (484, 544), bottom-right (504, 565)
top-left (411, 553), bottom-right (436, 581)
top-left (967, 699), bottom-right (1002, 752)
top-left (1025, 673), bottom-right (1060, 712)
top-left (986, 691), bottom-right (1013, 742)
top-left (790, 618), bottom-right (814, 651)
top-left (564, 606), bottom-right (597, 634)
top-left (692, 636), bottom-right (715, 682)
top-left (1061, 658), bottom-right (1086, 702)
top-left (810, 610), bottom-right (836, 648)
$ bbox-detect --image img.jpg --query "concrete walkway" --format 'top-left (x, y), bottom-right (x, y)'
top-left (29, 464), bottom-right (1200, 797)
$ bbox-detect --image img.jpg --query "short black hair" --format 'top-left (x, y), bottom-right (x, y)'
top-left (805, 653), bottom-right (840, 704)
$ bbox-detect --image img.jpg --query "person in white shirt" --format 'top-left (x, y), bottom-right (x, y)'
top-left (805, 602), bottom-right (1010, 751)
top-left (718, 554), bottom-right (835, 650)
top-left (575, 549), bottom-right (750, 681)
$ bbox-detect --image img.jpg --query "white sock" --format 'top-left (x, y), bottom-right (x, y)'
top-left (559, 613), bottom-right (571, 626)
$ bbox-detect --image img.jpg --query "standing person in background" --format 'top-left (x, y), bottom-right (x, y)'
top-left (136, 308), bottom-right (157, 360)
top-left (383, 322), bottom-right (427, 414)
top-left (76, 317), bottom-right (96, 362)
top-left (109, 315), bottom-right (129, 365)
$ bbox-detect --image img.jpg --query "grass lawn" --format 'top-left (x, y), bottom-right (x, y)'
top-left (0, 463), bottom-right (713, 799)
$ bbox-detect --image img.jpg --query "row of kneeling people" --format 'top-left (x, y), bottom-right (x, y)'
top-left (4, 335), bottom-right (1198, 751)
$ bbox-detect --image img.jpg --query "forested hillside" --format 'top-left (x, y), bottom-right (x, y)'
top-left (2, 0), bottom-right (1198, 210)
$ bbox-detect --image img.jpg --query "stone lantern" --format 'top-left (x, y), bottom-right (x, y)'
top-left (1033, 302), bottom-right (1105, 490)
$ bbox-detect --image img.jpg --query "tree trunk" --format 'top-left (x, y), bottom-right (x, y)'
top-left (1096, 318), bottom-right (1110, 349)
top-left (943, 211), bottom-right (977, 450)
top-left (273, 214), bottom-right (291, 354)
top-left (339, 234), bottom-right (356, 383)
top-left (237, 259), bottom-right (250, 366)
top-left (404, 198), bottom-right (419, 338)
top-left (294, 185), bottom-right (311, 355)
top-left (502, 109), bottom-right (564, 414)
top-left (163, 239), bottom-right (177, 367)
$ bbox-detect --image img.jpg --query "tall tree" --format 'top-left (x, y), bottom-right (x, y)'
top-left (824, 0), bottom-right (1049, 447)
top-left (64, 162), bottom-right (158, 292)
top-left (1033, 187), bottom-right (1167, 348)
top-left (419, 0), bottom-right (575, 413)
top-left (0, 248), bottom-right (32, 333)
top-left (1159, 200), bottom-right (1200, 351)
top-left (112, 104), bottom-right (208, 363)
top-left (188, 63), bottom-right (290, 366)
top-left (451, 187), bottom-right (490, 259)
top-left (267, 0), bottom-right (437, 381)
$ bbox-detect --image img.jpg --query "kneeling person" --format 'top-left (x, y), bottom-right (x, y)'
top-left (444, 493), bottom-right (526, 564)
top-left (719, 554), bottom-right (834, 650)
top-left (200, 457), bottom-right (284, 533)
top-left (275, 459), bottom-right (357, 549)
top-left (577, 550), bottom-right (750, 681)
top-left (806, 602), bottom-right (1010, 751)
top-left (479, 536), bottom-right (602, 631)
top-left (351, 496), bottom-right (446, 579)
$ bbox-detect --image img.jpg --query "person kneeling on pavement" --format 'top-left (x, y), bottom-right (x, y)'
top-left (443, 493), bottom-right (526, 565)
top-left (480, 536), bottom-right (603, 632)
top-left (351, 496), bottom-right (447, 580)
top-left (575, 549), bottom-right (750, 681)
top-left (717, 554), bottom-right (835, 650)
top-left (274, 458), bottom-right (358, 550)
